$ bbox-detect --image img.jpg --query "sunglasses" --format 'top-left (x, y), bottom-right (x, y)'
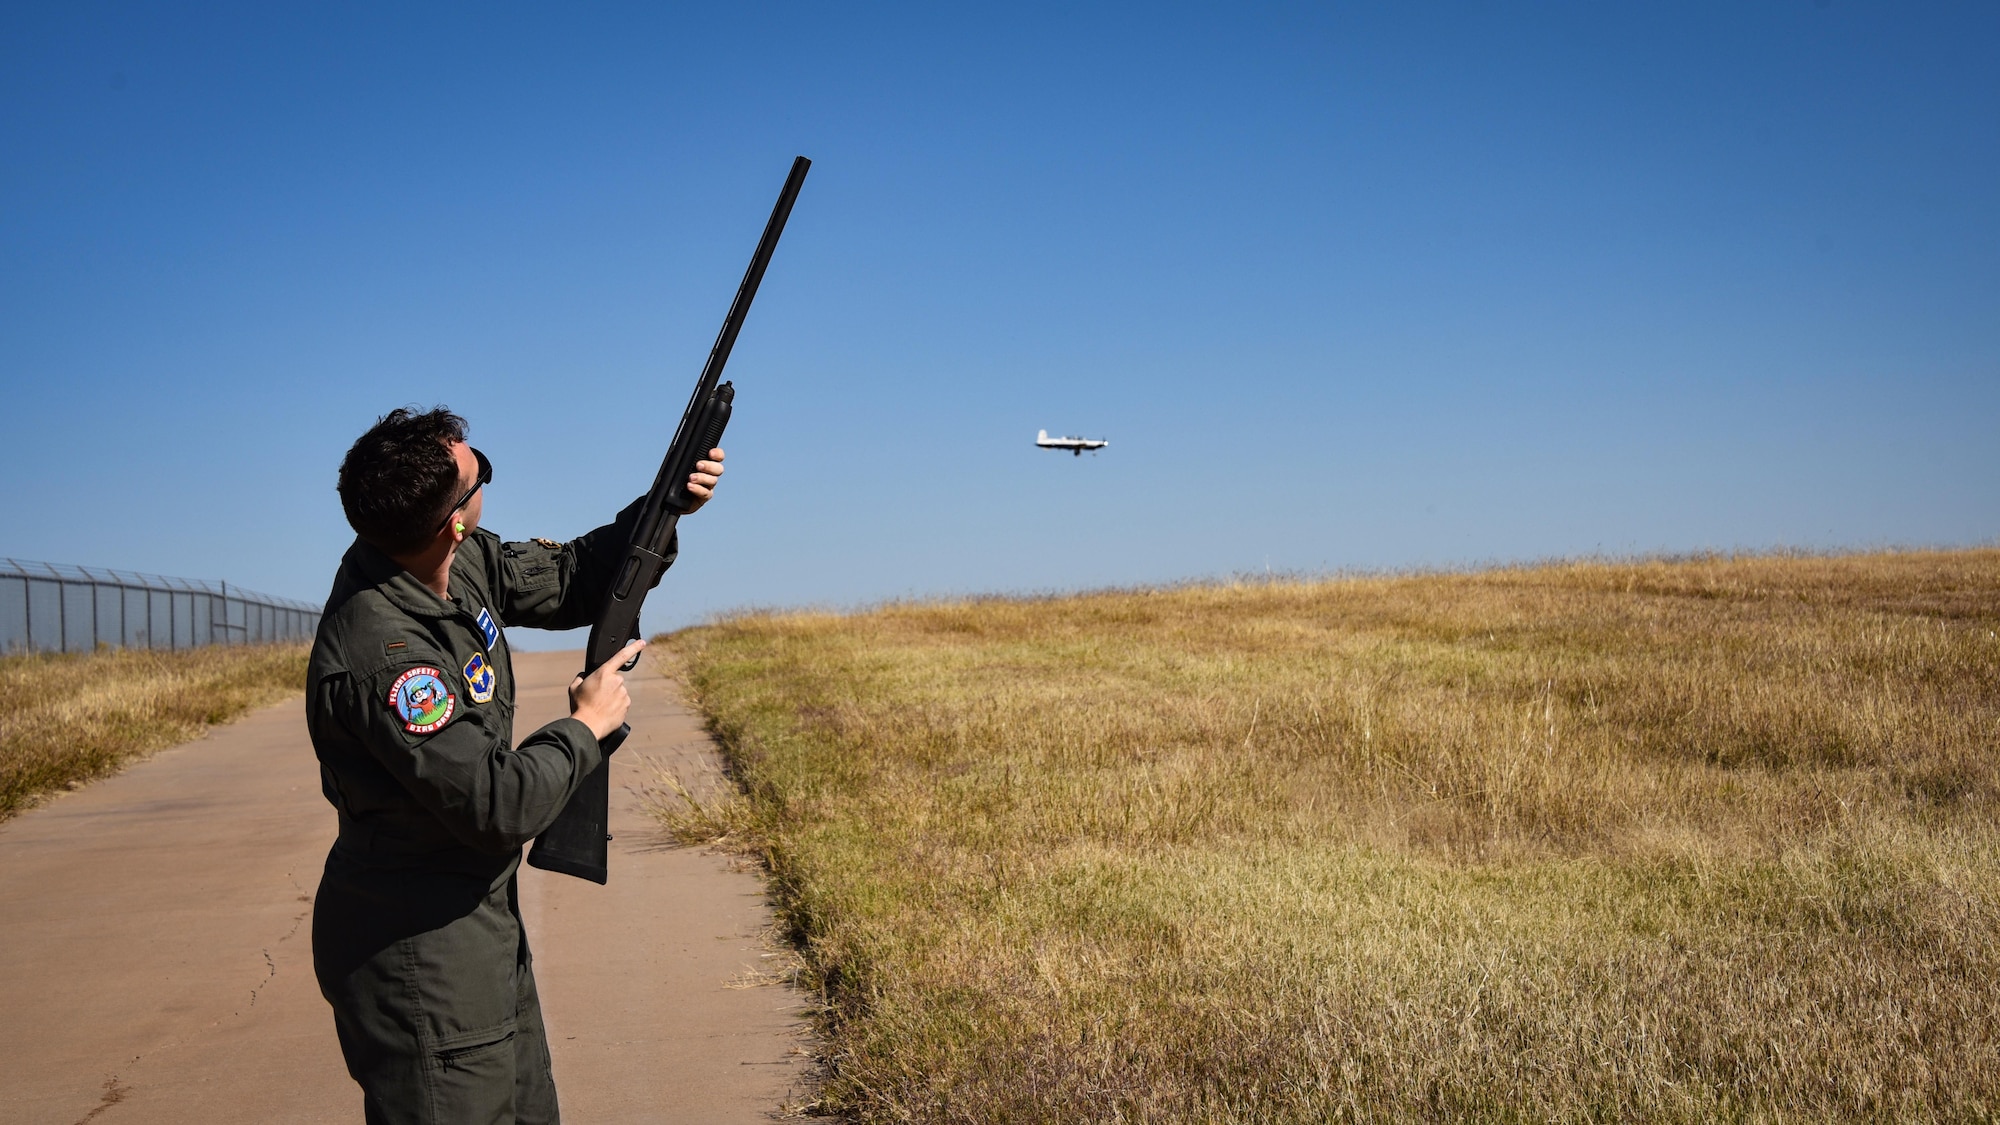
top-left (437, 446), bottom-right (493, 534)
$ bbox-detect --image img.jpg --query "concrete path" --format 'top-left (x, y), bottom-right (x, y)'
top-left (0, 650), bottom-right (809, 1124)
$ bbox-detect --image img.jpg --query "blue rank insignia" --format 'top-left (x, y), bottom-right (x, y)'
top-left (475, 607), bottom-right (500, 650)
top-left (462, 652), bottom-right (496, 704)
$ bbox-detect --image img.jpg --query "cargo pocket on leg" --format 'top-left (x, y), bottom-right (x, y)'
top-left (428, 1020), bottom-right (518, 1123)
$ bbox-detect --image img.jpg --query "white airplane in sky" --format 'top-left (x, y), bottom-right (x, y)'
top-left (1036, 428), bottom-right (1109, 456)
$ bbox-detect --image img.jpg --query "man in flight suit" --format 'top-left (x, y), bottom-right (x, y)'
top-left (307, 406), bottom-right (723, 1124)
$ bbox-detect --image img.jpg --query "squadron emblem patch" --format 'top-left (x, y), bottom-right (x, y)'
top-left (475, 607), bottom-right (500, 650)
top-left (388, 666), bottom-right (456, 734)
top-left (462, 652), bottom-right (496, 704)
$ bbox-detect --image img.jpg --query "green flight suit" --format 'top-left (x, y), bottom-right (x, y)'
top-left (307, 499), bottom-right (667, 1125)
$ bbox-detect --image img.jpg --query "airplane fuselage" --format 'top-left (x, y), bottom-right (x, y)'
top-left (1036, 428), bottom-right (1108, 456)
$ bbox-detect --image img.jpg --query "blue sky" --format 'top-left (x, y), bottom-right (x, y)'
top-left (3, 3), bottom-right (1995, 648)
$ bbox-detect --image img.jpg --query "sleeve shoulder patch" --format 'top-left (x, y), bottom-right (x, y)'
top-left (386, 665), bottom-right (457, 734)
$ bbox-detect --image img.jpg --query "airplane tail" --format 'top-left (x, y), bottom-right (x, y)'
top-left (1037, 429), bottom-right (1048, 441)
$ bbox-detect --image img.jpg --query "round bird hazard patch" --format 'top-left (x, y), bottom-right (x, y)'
top-left (388, 666), bottom-right (456, 734)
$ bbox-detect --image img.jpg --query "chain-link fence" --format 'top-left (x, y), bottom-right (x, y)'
top-left (0, 559), bottom-right (321, 655)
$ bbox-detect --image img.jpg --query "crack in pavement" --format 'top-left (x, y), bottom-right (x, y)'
top-left (72, 1075), bottom-right (129, 1125)
top-left (245, 874), bottom-right (314, 1013)
top-left (246, 949), bottom-right (277, 1009)
top-left (114, 879), bottom-right (317, 1075)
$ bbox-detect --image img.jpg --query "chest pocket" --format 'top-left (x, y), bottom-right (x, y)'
top-left (501, 541), bottom-right (561, 592)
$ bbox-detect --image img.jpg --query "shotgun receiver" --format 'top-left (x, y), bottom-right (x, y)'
top-left (526, 155), bottom-right (811, 884)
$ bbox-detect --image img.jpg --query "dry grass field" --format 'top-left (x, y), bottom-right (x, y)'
top-left (659, 549), bottom-right (2000, 1123)
top-left (0, 643), bottom-right (310, 819)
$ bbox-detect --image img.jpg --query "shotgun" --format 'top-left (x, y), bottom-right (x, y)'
top-left (526, 155), bottom-right (811, 884)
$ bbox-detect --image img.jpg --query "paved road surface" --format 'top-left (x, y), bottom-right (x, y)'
top-left (0, 650), bottom-right (809, 1124)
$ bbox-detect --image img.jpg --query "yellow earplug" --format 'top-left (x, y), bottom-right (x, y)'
top-left (454, 521), bottom-right (466, 535)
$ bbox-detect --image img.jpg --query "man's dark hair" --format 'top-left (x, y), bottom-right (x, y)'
top-left (338, 406), bottom-right (470, 556)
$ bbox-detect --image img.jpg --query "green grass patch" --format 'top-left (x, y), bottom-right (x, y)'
top-left (660, 550), bottom-right (2000, 1122)
top-left (0, 643), bottom-right (310, 819)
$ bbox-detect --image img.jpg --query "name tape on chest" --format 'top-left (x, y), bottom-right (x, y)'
top-left (388, 666), bottom-right (456, 734)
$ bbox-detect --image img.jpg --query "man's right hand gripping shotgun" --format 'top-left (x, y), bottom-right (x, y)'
top-left (526, 155), bottom-right (811, 885)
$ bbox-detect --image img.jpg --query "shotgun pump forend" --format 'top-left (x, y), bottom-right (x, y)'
top-left (666, 382), bottom-right (733, 515)
top-left (602, 379), bottom-right (733, 629)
